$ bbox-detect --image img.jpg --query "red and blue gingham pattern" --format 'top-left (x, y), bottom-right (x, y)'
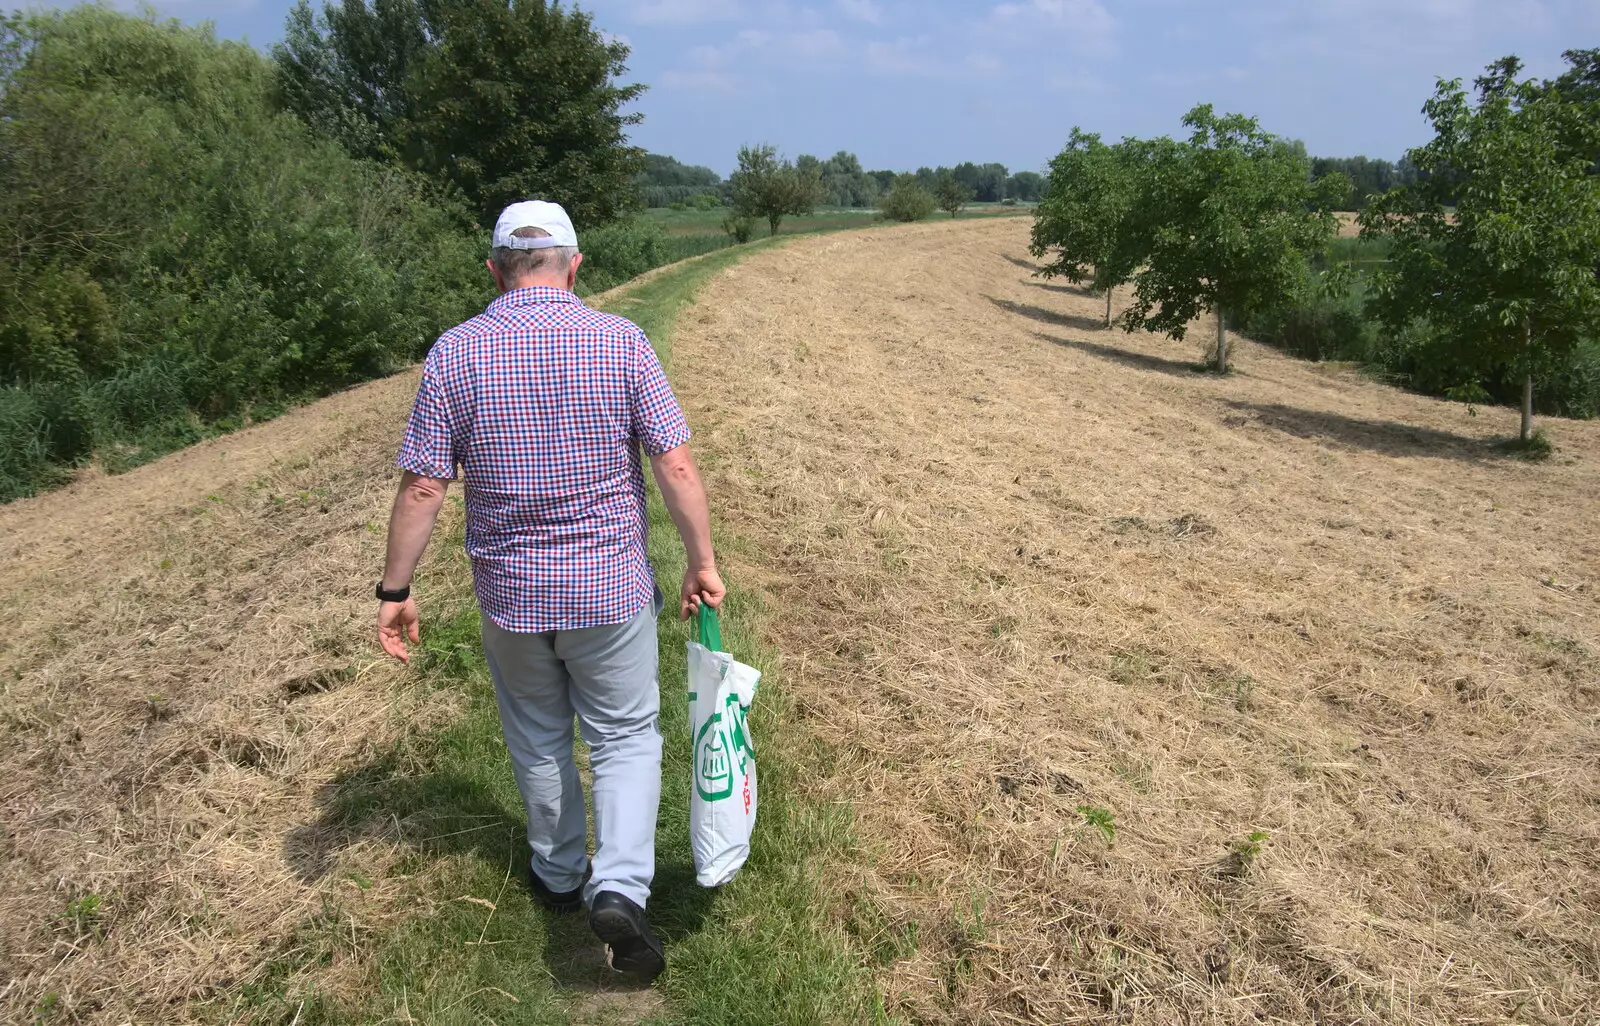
top-left (396, 286), bottom-right (691, 632)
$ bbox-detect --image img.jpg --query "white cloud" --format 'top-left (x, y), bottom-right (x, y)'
top-left (866, 36), bottom-right (938, 76)
top-left (659, 68), bottom-right (740, 91)
top-left (991, 0), bottom-right (1114, 41)
top-left (624, 0), bottom-right (743, 26)
top-left (836, 0), bottom-right (883, 24)
top-left (790, 28), bottom-right (845, 59)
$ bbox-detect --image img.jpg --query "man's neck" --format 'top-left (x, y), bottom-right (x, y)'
top-left (503, 276), bottom-right (571, 294)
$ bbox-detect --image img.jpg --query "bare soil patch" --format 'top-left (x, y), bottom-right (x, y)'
top-left (670, 219), bottom-right (1600, 1023)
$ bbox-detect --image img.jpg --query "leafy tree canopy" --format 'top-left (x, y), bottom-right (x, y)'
top-left (1031, 128), bottom-right (1148, 324)
top-left (729, 144), bottom-right (824, 234)
top-left (1120, 105), bottom-right (1347, 369)
top-left (1360, 54), bottom-right (1600, 439)
top-left (274, 0), bottom-right (645, 227)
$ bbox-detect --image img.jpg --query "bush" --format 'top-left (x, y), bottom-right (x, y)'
top-left (1001, 197), bottom-right (1018, 206)
top-left (722, 213), bottom-right (756, 244)
top-left (0, 7), bottom-right (489, 501)
top-left (691, 192), bottom-right (720, 211)
top-left (668, 201), bottom-right (688, 211)
top-left (879, 175), bottom-right (936, 222)
top-left (576, 219), bottom-right (672, 294)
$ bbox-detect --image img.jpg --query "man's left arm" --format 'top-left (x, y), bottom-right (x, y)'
top-left (377, 471), bottom-right (451, 664)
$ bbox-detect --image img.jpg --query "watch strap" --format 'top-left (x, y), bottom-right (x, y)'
top-left (376, 581), bottom-right (411, 603)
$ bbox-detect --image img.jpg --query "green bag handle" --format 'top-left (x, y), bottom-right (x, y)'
top-left (696, 604), bottom-right (724, 652)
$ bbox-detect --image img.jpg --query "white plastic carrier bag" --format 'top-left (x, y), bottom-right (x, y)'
top-left (687, 605), bottom-right (760, 887)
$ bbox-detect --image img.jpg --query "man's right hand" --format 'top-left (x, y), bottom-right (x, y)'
top-left (680, 566), bottom-right (726, 619)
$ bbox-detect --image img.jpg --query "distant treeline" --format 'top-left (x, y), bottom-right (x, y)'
top-left (1307, 155), bottom-right (1418, 210)
top-left (636, 153), bottom-right (1045, 208)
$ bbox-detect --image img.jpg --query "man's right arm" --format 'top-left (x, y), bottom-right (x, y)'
top-left (649, 443), bottom-right (726, 618)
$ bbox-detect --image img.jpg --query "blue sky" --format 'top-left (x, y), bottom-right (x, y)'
top-left (122, 0), bottom-right (1598, 175)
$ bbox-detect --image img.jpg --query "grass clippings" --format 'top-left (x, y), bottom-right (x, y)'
top-left (668, 218), bottom-right (1600, 1024)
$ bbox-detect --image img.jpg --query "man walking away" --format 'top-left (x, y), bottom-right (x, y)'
top-left (372, 200), bottom-right (726, 983)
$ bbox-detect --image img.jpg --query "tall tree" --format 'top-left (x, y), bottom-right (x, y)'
top-left (729, 144), bottom-right (824, 235)
top-left (1121, 106), bottom-right (1346, 370)
top-left (1030, 129), bottom-right (1148, 327)
top-left (933, 170), bottom-right (973, 217)
top-left (274, 0), bottom-right (645, 227)
top-left (1360, 57), bottom-right (1600, 443)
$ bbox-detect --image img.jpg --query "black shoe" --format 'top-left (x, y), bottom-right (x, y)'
top-left (589, 891), bottom-right (666, 981)
top-left (529, 863), bottom-right (590, 914)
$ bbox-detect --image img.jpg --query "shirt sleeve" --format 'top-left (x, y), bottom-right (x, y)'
top-left (395, 351), bottom-right (459, 479)
top-left (628, 328), bottom-right (692, 456)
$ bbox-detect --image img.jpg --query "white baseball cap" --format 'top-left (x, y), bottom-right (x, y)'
top-left (492, 200), bottom-right (578, 251)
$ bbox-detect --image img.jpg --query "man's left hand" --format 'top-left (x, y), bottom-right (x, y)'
top-left (378, 598), bottom-right (421, 663)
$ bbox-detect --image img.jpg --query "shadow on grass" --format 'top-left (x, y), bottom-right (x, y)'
top-left (1034, 331), bottom-right (1202, 377)
top-left (999, 253), bottom-right (1041, 272)
top-left (1223, 400), bottom-right (1500, 461)
top-left (1021, 278), bottom-right (1091, 296)
top-left (283, 718), bottom-right (716, 997)
top-left (987, 295), bottom-right (1107, 334)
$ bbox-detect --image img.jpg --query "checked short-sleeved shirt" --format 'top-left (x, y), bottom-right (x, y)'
top-left (396, 286), bottom-right (690, 632)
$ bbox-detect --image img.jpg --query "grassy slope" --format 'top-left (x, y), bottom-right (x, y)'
top-left (262, 242), bottom-right (879, 1025)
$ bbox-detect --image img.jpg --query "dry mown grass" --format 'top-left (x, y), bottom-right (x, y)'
top-left (671, 219), bottom-right (1600, 1023)
top-left (0, 372), bottom-right (473, 1019)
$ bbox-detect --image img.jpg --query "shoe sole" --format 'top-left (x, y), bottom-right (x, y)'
top-left (539, 894), bottom-right (582, 914)
top-left (590, 906), bottom-right (666, 979)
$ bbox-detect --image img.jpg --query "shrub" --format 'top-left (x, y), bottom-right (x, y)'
top-left (691, 192), bottom-right (720, 211)
top-left (576, 219), bottom-right (671, 294)
top-left (668, 201), bottom-right (688, 211)
top-left (879, 174), bottom-right (936, 222)
top-left (722, 213), bottom-right (756, 243)
top-left (0, 7), bottom-right (488, 501)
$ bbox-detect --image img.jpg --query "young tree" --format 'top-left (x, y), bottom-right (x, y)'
top-left (1360, 58), bottom-right (1600, 444)
top-left (879, 174), bottom-right (936, 222)
top-left (275, 0), bottom-right (645, 227)
top-left (1029, 129), bottom-right (1148, 327)
top-left (1122, 106), bottom-right (1346, 370)
top-left (933, 170), bottom-right (973, 217)
top-left (728, 144), bottom-right (824, 235)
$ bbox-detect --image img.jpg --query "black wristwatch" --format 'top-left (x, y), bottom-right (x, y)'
top-left (376, 581), bottom-right (411, 603)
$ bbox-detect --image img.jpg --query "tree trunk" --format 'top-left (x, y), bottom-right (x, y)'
top-left (1521, 375), bottom-right (1533, 441)
top-left (769, 213), bottom-right (781, 236)
top-left (1104, 287), bottom-right (1113, 329)
top-left (1521, 319), bottom-right (1534, 442)
top-left (1215, 307), bottom-right (1228, 372)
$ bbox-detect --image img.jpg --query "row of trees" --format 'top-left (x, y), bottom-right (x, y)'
top-left (722, 146), bottom-right (1018, 235)
top-left (637, 150), bottom-right (1046, 210)
top-left (1030, 50), bottom-right (1600, 442)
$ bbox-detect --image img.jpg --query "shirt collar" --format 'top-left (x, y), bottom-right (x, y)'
top-left (488, 285), bottom-right (584, 314)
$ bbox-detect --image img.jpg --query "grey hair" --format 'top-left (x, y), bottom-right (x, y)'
top-left (489, 226), bottom-right (578, 280)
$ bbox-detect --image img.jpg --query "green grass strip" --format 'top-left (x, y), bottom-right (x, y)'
top-left (236, 242), bottom-right (881, 1025)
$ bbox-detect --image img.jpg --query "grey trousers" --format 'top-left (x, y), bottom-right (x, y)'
top-left (480, 590), bottom-right (663, 908)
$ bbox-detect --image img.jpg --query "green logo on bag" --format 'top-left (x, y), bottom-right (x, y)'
top-left (695, 714), bottom-right (733, 801)
top-left (696, 692), bottom-right (755, 803)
